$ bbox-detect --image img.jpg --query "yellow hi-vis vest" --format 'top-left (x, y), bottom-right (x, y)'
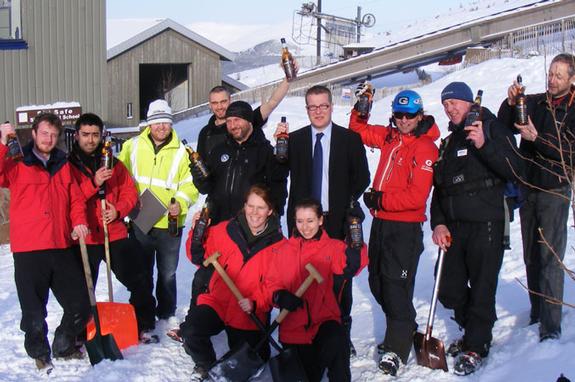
top-left (118, 128), bottom-right (198, 229)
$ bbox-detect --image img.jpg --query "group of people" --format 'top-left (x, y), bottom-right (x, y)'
top-left (0, 52), bottom-right (573, 381)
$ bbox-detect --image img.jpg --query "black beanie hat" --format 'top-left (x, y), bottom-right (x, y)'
top-left (225, 101), bottom-right (253, 123)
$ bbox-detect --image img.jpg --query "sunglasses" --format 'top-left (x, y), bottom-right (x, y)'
top-left (393, 112), bottom-right (419, 120)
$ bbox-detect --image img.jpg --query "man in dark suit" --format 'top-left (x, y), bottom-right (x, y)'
top-left (275, 85), bottom-right (370, 356)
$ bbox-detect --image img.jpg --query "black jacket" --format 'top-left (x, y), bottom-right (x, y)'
top-left (196, 106), bottom-right (266, 160)
top-left (197, 127), bottom-right (287, 225)
top-left (285, 123), bottom-right (370, 239)
top-left (430, 107), bottom-right (523, 227)
top-left (497, 87), bottom-right (575, 190)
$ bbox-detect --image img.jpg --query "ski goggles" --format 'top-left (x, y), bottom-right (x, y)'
top-left (393, 112), bottom-right (419, 120)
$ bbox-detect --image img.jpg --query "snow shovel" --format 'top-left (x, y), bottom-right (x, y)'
top-left (203, 252), bottom-right (281, 382)
top-left (85, 198), bottom-right (138, 350)
top-left (78, 236), bottom-right (123, 365)
top-left (413, 247), bottom-right (448, 372)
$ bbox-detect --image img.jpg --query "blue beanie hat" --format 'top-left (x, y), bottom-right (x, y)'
top-left (441, 82), bottom-right (474, 103)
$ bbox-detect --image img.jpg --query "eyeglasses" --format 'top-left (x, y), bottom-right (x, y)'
top-left (393, 112), bottom-right (419, 120)
top-left (306, 104), bottom-right (331, 112)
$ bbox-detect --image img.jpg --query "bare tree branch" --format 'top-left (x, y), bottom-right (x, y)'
top-left (516, 277), bottom-right (575, 309)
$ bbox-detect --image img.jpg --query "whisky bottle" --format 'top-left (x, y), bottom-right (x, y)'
top-left (275, 116), bottom-right (289, 163)
top-left (464, 90), bottom-right (483, 127)
top-left (515, 75), bottom-right (528, 125)
top-left (182, 139), bottom-right (210, 179)
top-left (168, 197), bottom-right (179, 237)
top-left (280, 38), bottom-right (297, 82)
top-left (100, 131), bottom-right (113, 170)
top-left (192, 203), bottom-right (210, 244)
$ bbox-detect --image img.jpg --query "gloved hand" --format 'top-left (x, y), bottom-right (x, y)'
top-left (363, 188), bottom-right (383, 211)
top-left (273, 289), bottom-right (303, 312)
top-left (343, 246), bottom-right (361, 278)
top-left (347, 200), bottom-right (365, 223)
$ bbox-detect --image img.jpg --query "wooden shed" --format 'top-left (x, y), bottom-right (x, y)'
top-left (0, 0), bottom-right (107, 123)
top-left (106, 19), bottom-right (234, 127)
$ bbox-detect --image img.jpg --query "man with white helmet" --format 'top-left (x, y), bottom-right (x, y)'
top-left (118, 99), bottom-right (198, 321)
top-left (349, 87), bottom-right (440, 376)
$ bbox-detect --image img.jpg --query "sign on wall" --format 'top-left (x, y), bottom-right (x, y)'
top-left (15, 102), bottom-right (82, 125)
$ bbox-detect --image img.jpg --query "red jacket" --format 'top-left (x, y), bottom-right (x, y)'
top-left (349, 110), bottom-right (440, 222)
top-left (192, 218), bottom-right (286, 331)
top-left (69, 158), bottom-right (138, 245)
top-left (264, 232), bottom-right (368, 345)
top-left (0, 143), bottom-right (87, 252)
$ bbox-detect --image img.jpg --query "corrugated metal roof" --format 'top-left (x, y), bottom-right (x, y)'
top-left (106, 18), bottom-right (235, 61)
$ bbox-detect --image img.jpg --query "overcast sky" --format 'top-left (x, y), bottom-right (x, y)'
top-left (106, 0), bottom-right (467, 50)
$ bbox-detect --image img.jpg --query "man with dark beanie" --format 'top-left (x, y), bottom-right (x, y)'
top-left (430, 82), bottom-right (523, 375)
top-left (193, 100), bottom-right (287, 225)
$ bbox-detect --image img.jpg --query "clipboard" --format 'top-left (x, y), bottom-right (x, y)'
top-left (128, 189), bottom-right (167, 234)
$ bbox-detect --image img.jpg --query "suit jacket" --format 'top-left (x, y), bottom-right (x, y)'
top-left (286, 123), bottom-right (370, 239)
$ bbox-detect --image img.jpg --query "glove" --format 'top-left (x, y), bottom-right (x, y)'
top-left (347, 200), bottom-right (365, 223)
top-left (363, 188), bottom-right (383, 211)
top-left (343, 246), bottom-right (361, 278)
top-left (272, 289), bottom-right (303, 312)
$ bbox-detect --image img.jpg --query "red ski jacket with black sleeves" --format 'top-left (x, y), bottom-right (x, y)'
top-left (349, 109), bottom-right (440, 222)
top-left (192, 217), bottom-right (286, 331)
top-left (0, 143), bottom-right (87, 252)
top-left (263, 231), bottom-right (368, 345)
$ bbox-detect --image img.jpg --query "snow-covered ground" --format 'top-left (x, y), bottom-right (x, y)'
top-left (0, 55), bottom-right (573, 381)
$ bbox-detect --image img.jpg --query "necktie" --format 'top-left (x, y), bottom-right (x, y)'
top-left (311, 132), bottom-right (324, 202)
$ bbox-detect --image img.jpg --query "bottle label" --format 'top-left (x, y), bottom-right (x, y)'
top-left (516, 103), bottom-right (528, 125)
top-left (7, 138), bottom-right (23, 160)
top-left (276, 137), bottom-right (288, 162)
top-left (349, 222), bottom-right (363, 249)
top-left (282, 60), bottom-right (296, 81)
top-left (357, 95), bottom-right (371, 118)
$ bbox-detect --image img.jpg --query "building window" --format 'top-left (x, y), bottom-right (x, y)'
top-left (0, 0), bottom-right (26, 49)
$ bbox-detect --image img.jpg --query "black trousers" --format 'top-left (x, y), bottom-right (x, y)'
top-left (438, 221), bottom-right (505, 357)
top-left (179, 304), bottom-right (270, 368)
top-left (520, 187), bottom-right (570, 337)
top-left (283, 320), bottom-right (351, 382)
top-left (76, 237), bottom-right (157, 332)
top-left (13, 249), bottom-right (91, 359)
top-left (189, 266), bottom-right (214, 308)
top-left (367, 218), bottom-right (423, 363)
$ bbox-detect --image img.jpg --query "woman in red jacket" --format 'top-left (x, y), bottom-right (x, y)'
top-left (179, 184), bottom-right (285, 381)
top-left (349, 87), bottom-right (439, 376)
top-left (264, 198), bottom-right (367, 382)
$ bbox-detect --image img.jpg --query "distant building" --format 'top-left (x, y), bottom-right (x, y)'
top-left (1, 3), bottom-right (237, 127)
top-left (106, 18), bottom-right (235, 127)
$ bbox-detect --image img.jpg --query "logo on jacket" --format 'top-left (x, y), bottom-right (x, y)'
top-left (421, 159), bottom-right (433, 172)
top-left (220, 154), bottom-right (230, 162)
top-left (453, 174), bottom-right (464, 184)
top-left (401, 269), bottom-right (408, 279)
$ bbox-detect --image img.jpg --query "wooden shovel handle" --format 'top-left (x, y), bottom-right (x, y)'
top-left (79, 236), bottom-right (97, 307)
top-left (204, 252), bottom-right (245, 301)
top-left (101, 198), bottom-right (114, 302)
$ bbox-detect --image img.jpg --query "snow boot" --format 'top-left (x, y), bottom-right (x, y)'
top-left (446, 337), bottom-right (465, 357)
top-left (139, 329), bottom-right (160, 344)
top-left (190, 365), bottom-right (209, 382)
top-left (378, 351), bottom-right (400, 376)
top-left (34, 355), bottom-right (53, 374)
top-left (454, 351), bottom-right (483, 376)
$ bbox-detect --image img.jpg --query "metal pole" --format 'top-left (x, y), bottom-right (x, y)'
top-left (316, 0), bottom-right (322, 65)
top-left (356, 6), bottom-right (361, 43)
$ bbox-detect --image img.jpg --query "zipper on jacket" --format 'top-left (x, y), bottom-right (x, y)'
top-left (377, 139), bottom-right (402, 190)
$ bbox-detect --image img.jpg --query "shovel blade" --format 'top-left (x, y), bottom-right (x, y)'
top-left (86, 302), bottom-right (139, 350)
top-left (269, 348), bottom-right (309, 382)
top-left (208, 342), bottom-right (265, 382)
top-left (85, 332), bottom-right (123, 366)
top-left (413, 332), bottom-right (448, 372)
